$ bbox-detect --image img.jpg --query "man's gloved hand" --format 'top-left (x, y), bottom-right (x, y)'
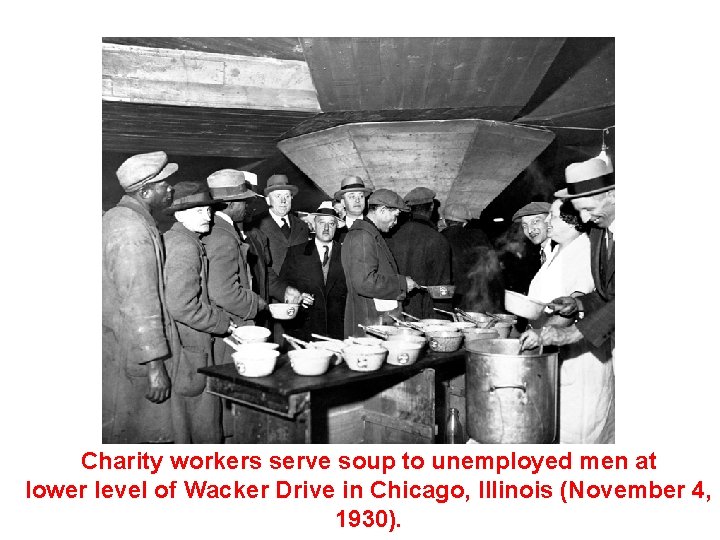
top-left (146, 358), bottom-right (171, 404)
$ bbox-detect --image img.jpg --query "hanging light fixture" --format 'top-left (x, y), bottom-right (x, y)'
top-left (597, 128), bottom-right (613, 167)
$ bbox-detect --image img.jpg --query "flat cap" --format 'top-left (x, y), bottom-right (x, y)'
top-left (116, 151), bottom-right (178, 193)
top-left (404, 186), bottom-right (436, 206)
top-left (443, 202), bottom-right (471, 223)
top-left (511, 201), bottom-right (551, 222)
top-left (368, 189), bottom-right (410, 212)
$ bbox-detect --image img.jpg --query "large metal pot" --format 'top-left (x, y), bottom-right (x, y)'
top-left (465, 339), bottom-right (559, 443)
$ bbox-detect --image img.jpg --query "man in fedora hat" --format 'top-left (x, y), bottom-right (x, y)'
top-left (520, 156), bottom-right (615, 443)
top-left (203, 170), bottom-right (270, 368)
top-left (102, 150), bottom-right (177, 443)
top-left (164, 182), bottom-right (235, 443)
top-left (387, 187), bottom-right (452, 318)
top-left (256, 174), bottom-right (310, 274)
top-left (342, 189), bottom-right (419, 337)
top-left (280, 201), bottom-right (348, 341)
top-left (334, 175), bottom-right (373, 243)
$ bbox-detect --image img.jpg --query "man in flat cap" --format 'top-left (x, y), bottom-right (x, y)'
top-left (333, 175), bottom-right (373, 243)
top-left (441, 203), bottom-right (493, 310)
top-left (102, 150), bottom-right (177, 443)
top-left (512, 201), bottom-right (553, 265)
top-left (203, 170), bottom-right (270, 367)
top-left (342, 189), bottom-right (419, 337)
top-left (280, 201), bottom-right (348, 341)
top-left (387, 187), bottom-right (452, 318)
top-left (520, 156), bottom-right (615, 442)
top-left (163, 182), bottom-right (235, 443)
top-left (256, 174), bottom-right (310, 274)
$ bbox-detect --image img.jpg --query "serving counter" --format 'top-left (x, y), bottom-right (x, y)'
top-left (199, 349), bottom-right (466, 444)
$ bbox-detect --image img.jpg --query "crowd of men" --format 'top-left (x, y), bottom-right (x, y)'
top-left (102, 150), bottom-right (615, 444)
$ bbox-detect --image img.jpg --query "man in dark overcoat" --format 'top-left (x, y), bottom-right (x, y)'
top-left (256, 174), bottom-right (311, 274)
top-left (387, 187), bottom-right (452, 318)
top-left (280, 202), bottom-right (347, 341)
top-left (333, 176), bottom-right (373, 243)
top-left (203, 169), bottom-right (269, 365)
top-left (341, 189), bottom-right (419, 337)
top-left (102, 151), bottom-right (176, 443)
top-left (164, 182), bottom-right (233, 443)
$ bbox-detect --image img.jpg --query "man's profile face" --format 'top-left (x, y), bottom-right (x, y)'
top-left (520, 213), bottom-right (549, 245)
top-left (343, 191), bottom-right (366, 217)
top-left (146, 181), bottom-right (174, 210)
top-left (377, 207), bottom-right (401, 233)
top-left (266, 190), bottom-right (292, 217)
top-left (225, 200), bottom-right (247, 223)
top-left (572, 191), bottom-right (615, 229)
top-left (314, 216), bottom-right (337, 242)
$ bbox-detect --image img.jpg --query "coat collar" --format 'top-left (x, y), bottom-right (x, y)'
top-left (117, 195), bottom-right (157, 230)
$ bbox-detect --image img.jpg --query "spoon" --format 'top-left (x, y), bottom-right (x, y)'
top-left (223, 337), bottom-right (242, 351)
top-left (358, 324), bottom-right (389, 339)
top-left (401, 312), bottom-right (421, 321)
top-left (433, 308), bottom-right (457, 321)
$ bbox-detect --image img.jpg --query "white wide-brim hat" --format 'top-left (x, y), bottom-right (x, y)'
top-left (555, 157), bottom-right (614, 199)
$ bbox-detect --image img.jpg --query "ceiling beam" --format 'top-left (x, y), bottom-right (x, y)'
top-left (102, 43), bottom-right (321, 112)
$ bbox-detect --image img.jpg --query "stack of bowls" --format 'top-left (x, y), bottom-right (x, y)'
top-left (288, 348), bottom-right (334, 376)
top-left (231, 343), bottom-right (279, 377)
top-left (342, 343), bottom-right (388, 372)
top-left (231, 326), bottom-right (272, 344)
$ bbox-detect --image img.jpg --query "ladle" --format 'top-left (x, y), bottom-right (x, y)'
top-left (433, 307), bottom-right (457, 321)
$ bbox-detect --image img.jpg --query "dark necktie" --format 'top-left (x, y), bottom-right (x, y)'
top-left (540, 248), bottom-right (547, 265)
top-left (280, 217), bottom-right (291, 239)
top-left (322, 245), bottom-right (330, 283)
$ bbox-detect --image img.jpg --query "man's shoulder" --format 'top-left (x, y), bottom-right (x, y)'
top-left (103, 205), bottom-right (156, 239)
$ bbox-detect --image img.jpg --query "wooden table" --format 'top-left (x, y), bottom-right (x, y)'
top-left (200, 349), bottom-right (466, 444)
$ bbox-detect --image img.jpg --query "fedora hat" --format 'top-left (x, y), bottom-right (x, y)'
top-left (333, 175), bottom-right (373, 200)
top-left (312, 200), bottom-right (341, 220)
top-left (263, 174), bottom-right (298, 197)
top-left (555, 157), bottom-right (615, 199)
top-left (207, 169), bottom-right (261, 202)
top-left (116, 150), bottom-right (178, 193)
top-left (165, 181), bottom-right (213, 213)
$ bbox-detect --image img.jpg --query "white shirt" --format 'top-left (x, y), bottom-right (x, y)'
top-left (269, 209), bottom-right (291, 229)
top-left (216, 211), bottom-right (233, 226)
top-left (315, 238), bottom-right (332, 264)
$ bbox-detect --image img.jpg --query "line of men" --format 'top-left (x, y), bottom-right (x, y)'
top-left (103, 152), bottom-right (464, 443)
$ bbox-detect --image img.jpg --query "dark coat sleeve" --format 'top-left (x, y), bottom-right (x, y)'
top-left (204, 227), bottom-right (260, 321)
top-left (576, 293), bottom-right (615, 348)
top-left (164, 232), bottom-right (230, 335)
top-left (103, 211), bottom-right (169, 363)
top-left (344, 230), bottom-right (407, 300)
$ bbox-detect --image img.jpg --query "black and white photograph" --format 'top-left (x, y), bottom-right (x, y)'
top-left (101, 37), bottom-right (616, 445)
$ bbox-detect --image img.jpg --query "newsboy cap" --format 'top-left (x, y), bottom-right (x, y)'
top-left (443, 202), bottom-right (472, 223)
top-left (263, 174), bottom-right (299, 197)
top-left (116, 151), bottom-right (178, 193)
top-left (368, 189), bottom-right (410, 212)
top-left (207, 169), bottom-right (261, 202)
top-left (404, 186), bottom-right (436, 206)
top-left (511, 201), bottom-right (551, 222)
top-left (165, 182), bottom-right (213, 214)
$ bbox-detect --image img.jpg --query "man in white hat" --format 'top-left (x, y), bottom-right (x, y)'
top-left (521, 157), bottom-right (615, 353)
top-left (163, 182), bottom-right (235, 443)
top-left (280, 201), bottom-right (347, 341)
top-left (203, 170), bottom-right (270, 367)
top-left (102, 150), bottom-right (177, 443)
top-left (333, 175), bottom-right (373, 243)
